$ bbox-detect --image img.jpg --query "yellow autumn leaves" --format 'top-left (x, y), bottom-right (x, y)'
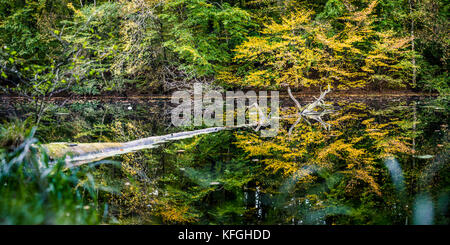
top-left (234, 102), bottom-right (415, 197)
top-left (218, 0), bottom-right (413, 90)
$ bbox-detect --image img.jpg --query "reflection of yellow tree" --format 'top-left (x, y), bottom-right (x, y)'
top-left (235, 102), bottom-right (414, 197)
top-left (154, 198), bottom-right (199, 224)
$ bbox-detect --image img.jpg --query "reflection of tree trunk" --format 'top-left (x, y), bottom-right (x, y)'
top-left (245, 181), bottom-right (256, 223)
top-left (406, 100), bottom-right (418, 225)
top-left (409, 0), bottom-right (416, 87)
top-left (413, 101), bottom-right (417, 169)
top-left (413, 101), bottom-right (418, 196)
top-left (258, 185), bottom-right (269, 221)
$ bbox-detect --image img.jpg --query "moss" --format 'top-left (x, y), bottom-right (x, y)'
top-left (43, 142), bottom-right (125, 159)
top-left (43, 143), bottom-right (71, 159)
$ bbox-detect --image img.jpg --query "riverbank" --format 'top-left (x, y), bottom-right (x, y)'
top-left (0, 89), bottom-right (443, 102)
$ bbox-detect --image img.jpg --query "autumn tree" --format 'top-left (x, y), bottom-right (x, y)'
top-left (219, 1), bottom-right (414, 90)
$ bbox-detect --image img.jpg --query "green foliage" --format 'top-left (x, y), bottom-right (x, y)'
top-left (0, 126), bottom-right (103, 224)
top-left (1, 0), bottom-right (447, 93)
top-left (61, 2), bottom-right (124, 92)
top-left (413, 0), bottom-right (449, 94)
top-left (161, 0), bottom-right (254, 76)
top-left (0, 118), bottom-right (33, 149)
top-left (0, 0), bottom-right (73, 63)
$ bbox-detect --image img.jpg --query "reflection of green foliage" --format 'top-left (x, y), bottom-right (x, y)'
top-left (1, 95), bottom-right (448, 225)
top-left (155, 131), bottom-right (263, 224)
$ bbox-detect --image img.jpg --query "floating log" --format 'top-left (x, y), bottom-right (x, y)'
top-left (44, 126), bottom-right (232, 167)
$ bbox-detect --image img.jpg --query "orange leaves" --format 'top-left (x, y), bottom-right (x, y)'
top-left (342, 0), bottom-right (378, 24)
top-left (361, 29), bottom-right (414, 89)
top-left (263, 159), bottom-right (299, 176)
top-left (378, 138), bottom-right (413, 158)
top-left (67, 3), bottom-right (84, 18)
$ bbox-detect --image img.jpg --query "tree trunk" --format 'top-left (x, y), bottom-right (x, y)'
top-left (409, 0), bottom-right (416, 88)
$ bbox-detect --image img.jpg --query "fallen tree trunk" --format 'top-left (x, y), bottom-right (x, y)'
top-left (44, 126), bottom-right (237, 167)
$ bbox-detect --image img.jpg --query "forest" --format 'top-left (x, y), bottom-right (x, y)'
top-left (0, 0), bottom-right (448, 225)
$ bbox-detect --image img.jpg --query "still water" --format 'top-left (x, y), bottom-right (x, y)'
top-left (0, 94), bottom-right (448, 225)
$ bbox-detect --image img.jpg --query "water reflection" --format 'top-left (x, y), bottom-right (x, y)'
top-left (0, 95), bottom-right (448, 224)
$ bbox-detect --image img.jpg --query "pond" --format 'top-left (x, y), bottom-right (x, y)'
top-left (0, 94), bottom-right (448, 225)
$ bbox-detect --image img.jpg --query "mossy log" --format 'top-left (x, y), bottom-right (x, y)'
top-left (43, 127), bottom-right (230, 166)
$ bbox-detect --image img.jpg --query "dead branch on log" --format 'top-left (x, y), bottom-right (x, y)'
top-left (287, 85), bottom-right (334, 134)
